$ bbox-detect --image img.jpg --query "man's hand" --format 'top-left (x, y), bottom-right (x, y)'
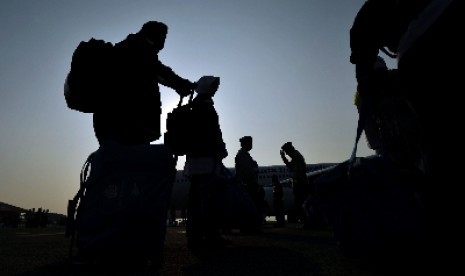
top-left (177, 80), bottom-right (195, 97)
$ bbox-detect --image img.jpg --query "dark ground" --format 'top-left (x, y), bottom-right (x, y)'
top-left (0, 223), bottom-right (417, 276)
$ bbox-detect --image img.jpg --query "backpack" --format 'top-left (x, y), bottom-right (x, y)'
top-left (64, 38), bottom-right (114, 113)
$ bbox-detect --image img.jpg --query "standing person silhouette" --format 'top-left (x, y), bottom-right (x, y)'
top-left (280, 142), bottom-right (310, 228)
top-left (183, 76), bottom-right (229, 251)
top-left (93, 21), bottom-right (196, 145)
top-left (234, 136), bottom-right (263, 233)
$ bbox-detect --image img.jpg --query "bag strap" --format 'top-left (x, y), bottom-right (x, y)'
top-left (348, 90), bottom-right (377, 176)
top-left (380, 47), bottom-right (397, 59)
top-left (176, 89), bottom-right (194, 107)
top-left (65, 152), bottom-right (95, 260)
top-left (349, 100), bottom-right (368, 164)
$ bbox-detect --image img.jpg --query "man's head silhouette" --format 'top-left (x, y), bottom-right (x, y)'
top-left (196, 76), bottom-right (220, 97)
top-left (281, 142), bottom-right (293, 152)
top-left (240, 136), bottom-right (253, 151)
top-left (139, 21), bottom-right (168, 52)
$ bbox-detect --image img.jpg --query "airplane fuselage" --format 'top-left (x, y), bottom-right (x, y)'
top-left (169, 163), bottom-right (336, 217)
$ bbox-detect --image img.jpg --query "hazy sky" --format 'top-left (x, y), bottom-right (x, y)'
top-left (0, 0), bottom-right (397, 215)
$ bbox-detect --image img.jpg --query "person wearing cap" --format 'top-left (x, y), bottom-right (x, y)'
top-left (183, 76), bottom-right (229, 250)
top-left (93, 21), bottom-right (196, 145)
top-left (280, 142), bottom-right (310, 228)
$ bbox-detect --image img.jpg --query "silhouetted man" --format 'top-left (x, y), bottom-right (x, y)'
top-left (235, 136), bottom-right (263, 233)
top-left (280, 142), bottom-right (310, 228)
top-left (93, 21), bottom-right (195, 145)
top-left (235, 136), bottom-right (260, 209)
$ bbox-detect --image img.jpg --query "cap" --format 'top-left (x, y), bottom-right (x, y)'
top-left (195, 76), bottom-right (220, 96)
top-left (281, 142), bottom-right (293, 151)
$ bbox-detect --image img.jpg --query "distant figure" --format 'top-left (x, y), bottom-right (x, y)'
top-left (25, 209), bottom-right (33, 228)
top-left (93, 21), bottom-right (195, 145)
top-left (40, 209), bottom-right (49, 227)
top-left (183, 76), bottom-right (229, 250)
top-left (272, 175), bottom-right (286, 228)
top-left (235, 136), bottom-right (261, 213)
top-left (280, 142), bottom-right (310, 228)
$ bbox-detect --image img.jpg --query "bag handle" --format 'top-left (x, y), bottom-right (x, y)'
top-left (65, 152), bottom-right (97, 260)
top-left (177, 89), bottom-right (195, 107)
top-left (349, 103), bottom-right (367, 163)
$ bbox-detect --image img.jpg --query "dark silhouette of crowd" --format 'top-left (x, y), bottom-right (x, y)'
top-left (24, 208), bottom-right (49, 228)
top-left (0, 211), bottom-right (21, 228)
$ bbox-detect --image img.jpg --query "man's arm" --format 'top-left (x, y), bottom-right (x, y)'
top-left (156, 61), bottom-right (194, 96)
top-left (280, 150), bottom-right (291, 168)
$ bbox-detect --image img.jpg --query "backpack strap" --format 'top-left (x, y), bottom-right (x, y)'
top-left (65, 152), bottom-right (96, 260)
top-left (380, 47), bottom-right (397, 59)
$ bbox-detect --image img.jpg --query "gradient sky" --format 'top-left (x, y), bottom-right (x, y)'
top-left (0, 0), bottom-right (397, 215)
